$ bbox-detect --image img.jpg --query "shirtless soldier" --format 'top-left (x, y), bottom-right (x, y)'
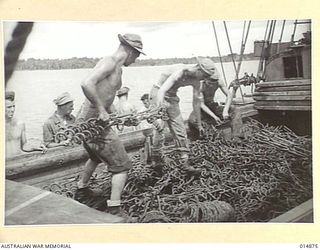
top-left (188, 59), bottom-right (243, 140)
top-left (75, 33), bottom-right (145, 214)
top-left (150, 57), bottom-right (227, 174)
top-left (5, 91), bottom-right (47, 158)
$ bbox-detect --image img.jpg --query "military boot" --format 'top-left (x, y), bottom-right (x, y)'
top-left (74, 187), bottom-right (104, 202)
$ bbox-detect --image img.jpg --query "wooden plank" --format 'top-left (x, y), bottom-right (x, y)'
top-left (255, 85), bottom-right (311, 92)
top-left (268, 199), bottom-right (313, 222)
top-left (254, 105), bottom-right (311, 111)
top-left (5, 129), bottom-right (151, 179)
top-left (241, 109), bottom-right (259, 118)
top-left (255, 100), bottom-right (311, 106)
top-left (6, 128), bottom-right (150, 164)
top-left (255, 79), bottom-right (311, 88)
top-left (232, 97), bottom-right (255, 105)
top-left (253, 91), bottom-right (311, 96)
top-left (254, 95), bottom-right (311, 101)
top-left (6, 147), bottom-right (89, 180)
top-left (5, 180), bottom-right (125, 225)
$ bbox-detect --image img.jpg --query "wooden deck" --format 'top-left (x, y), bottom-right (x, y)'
top-left (268, 199), bottom-right (313, 223)
top-left (5, 180), bottom-right (125, 225)
top-left (253, 79), bottom-right (311, 111)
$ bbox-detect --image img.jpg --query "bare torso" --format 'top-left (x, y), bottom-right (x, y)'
top-left (158, 65), bottom-right (200, 96)
top-left (87, 57), bottom-right (123, 110)
top-left (5, 119), bottom-right (23, 157)
top-left (202, 79), bottom-right (220, 104)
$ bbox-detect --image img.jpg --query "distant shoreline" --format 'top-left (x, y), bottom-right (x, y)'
top-left (15, 53), bottom-right (258, 71)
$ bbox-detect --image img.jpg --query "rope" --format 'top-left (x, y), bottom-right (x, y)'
top-left (211, 21), bottom-right (228, 87)
top-left (291, 19), bottom-right (298, 43)
top-left (269, 20), bottom-right (277, 44)
top-left (236, 21), bottom-right (251, 77)
top-left (262, 20), bottom-right (277, 80)
top-left (266, 20), bottom-right (275, 43)
top-left (4, 22), bottom-right (34, 85)
top-left (240, 21), bottom-right (247, 49)
top-left (236, 21), bottom-right (251, 95)
top-left (223, 21), bottom-right (245, 103)
top-left (277, 20), bottom-right (286, 53)
top-left (257, 20), bottom-right (270, 79)
top-left (223, 21), bottom-right (238, 77)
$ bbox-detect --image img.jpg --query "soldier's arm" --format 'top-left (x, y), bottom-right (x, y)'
top-left (219, 80), bottom-right (233, 119)
top-left (192, 84), bottom-right (203, 129)
top-left (21, 123), bottom-right (47, 152)
top-left (157, 69), bottom-right (184, 106)
top-left (200, 95), bottom-right (222, 124)
top-left (42, 122), bottom-right (68, 148)
top-left (20, 123), bottom-right (27, 151)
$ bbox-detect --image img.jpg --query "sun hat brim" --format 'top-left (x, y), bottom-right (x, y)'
top-left (196, 57), bottom-right (220, 80)
top-left (196, 57), bottom-right (214, 76)
top-left (118, 34), bottom-right (146, 55)
top-left (53, 92), bottom-right (74, 106)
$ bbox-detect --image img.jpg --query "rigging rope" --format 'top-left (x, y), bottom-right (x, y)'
top-left (236, 21), bottom-right (251, 78)
top-left (241, 21), bottom-right (247, 46)
top-left (266, 20), bottom-right (275, 43)
top-left (211, 21), bottom-right (228, 87)
top-left (257, 20), bottom-right (270, 79)
top-left (269, 20), bottom-right (277, 44)
top-left (291, 19), bottom-right (298, 43)
top-left (262, 20), bottom-right (277, 80)
top-left (236, 21), bottom-right (252, 94)
top-left (223, 21), bottom-right (245, 103)
top-left (277, 20), bottom-right (286, 53)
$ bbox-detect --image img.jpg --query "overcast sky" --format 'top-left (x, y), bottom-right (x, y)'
top-left (3, 20), bottom-right (311, 60)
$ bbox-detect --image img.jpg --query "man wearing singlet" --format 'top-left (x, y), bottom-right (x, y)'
top-left (75, 33), bottom-right (145, 214)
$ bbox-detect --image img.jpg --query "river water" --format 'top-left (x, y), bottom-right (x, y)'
top-left (6, 60), bottom-right (259, 140)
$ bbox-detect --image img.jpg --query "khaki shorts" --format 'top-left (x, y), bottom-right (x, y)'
top-left (83, 128), bottom-right (132, 173)
top-left (76, 101), bottom-right (99, 122)
top-left (77, 101), bottom-right (132, 173)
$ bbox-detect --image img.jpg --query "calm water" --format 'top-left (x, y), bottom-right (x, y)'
top-left (6, 61), bottom-right (259, 139)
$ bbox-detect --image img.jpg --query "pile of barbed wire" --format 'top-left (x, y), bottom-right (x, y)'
top-left (43, 119), bottom-right (312, 223)
top-left (54, 106), bottom-right (168, 145)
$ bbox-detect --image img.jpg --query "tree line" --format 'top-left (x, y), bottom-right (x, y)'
top-left (15, 53), bottom-right (256, 70)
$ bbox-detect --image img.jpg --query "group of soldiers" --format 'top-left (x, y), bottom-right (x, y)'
top-left (5, 33), bottom-right (244, 215)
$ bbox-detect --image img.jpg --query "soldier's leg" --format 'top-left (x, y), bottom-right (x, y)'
top-left (77, 159), bottom-right (98, 188)
top-left (98, 129), bottom-right (132, 214)
top-left (229, 106), bottom-right (244, 138)
top-left (75, 142), bottom-right (104, 199)
top-left (166, 97), bottom-right (200, 175)
top-left (109, 171), bottom-right (128, 204)
top-left (187, 110), bottom-right (201, 140)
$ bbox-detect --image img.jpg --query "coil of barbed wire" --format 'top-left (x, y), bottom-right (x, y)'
top-left (54, 106), bottom-right (169, 144)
